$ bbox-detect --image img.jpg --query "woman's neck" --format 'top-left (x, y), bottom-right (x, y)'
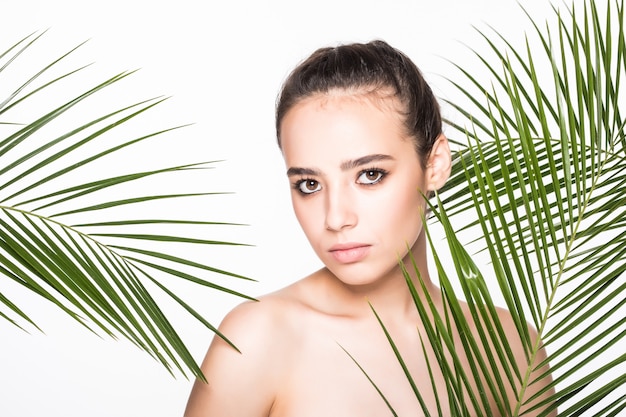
top-left (313, 233), bottom-right (439, 321)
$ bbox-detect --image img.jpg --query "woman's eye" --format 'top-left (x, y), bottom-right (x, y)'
top-left (357, 169), bottom-right (385, 185)
top-left (297, 179), bottom-right (321, 194)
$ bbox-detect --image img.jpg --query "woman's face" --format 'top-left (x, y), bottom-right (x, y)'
top-left (280, 92), bottom-right (437, 287)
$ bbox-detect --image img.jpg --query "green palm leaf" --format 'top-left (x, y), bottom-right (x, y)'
top-left (437, 0), bottom-right (623, 415)
top-left (0, 31), bottom-right (253, 380)
top-left (364, 0), bottom-right (624, 416)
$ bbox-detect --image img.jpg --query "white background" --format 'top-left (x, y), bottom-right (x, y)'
top-left (0, 1), bottom-right (589, 416)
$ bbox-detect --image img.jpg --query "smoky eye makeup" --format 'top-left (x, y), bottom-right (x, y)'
top-left (292, 178), bottom-right (322, 195)
top-left (356, 167), bottom-right (388, 185)
top-left (291, 166), bottom-right (389, 195)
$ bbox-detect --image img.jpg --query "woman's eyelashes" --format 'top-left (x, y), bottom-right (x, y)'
top-left (293, 168), bottom-right (389, 195)
top-left (294, 178), bottom-right (321, 195)
top-left (356, 168), bottom-right (388, 185)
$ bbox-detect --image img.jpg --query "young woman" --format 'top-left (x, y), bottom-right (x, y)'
top-left (184, 40), bottom-right (554, 417)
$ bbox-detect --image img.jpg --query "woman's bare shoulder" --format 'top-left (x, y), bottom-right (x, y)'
top-left (455, 300), bottom-right (536, 341)
top-left (490, 305), bottom-right (542, 348)
top-left (454, 300), bottom-right (545, 372)
top-left (184, 282), bottom-right (307, 417)
top-left (214, 274), bottom-right (321, 357)
top-left (217, 284), bottom-right (304, 348)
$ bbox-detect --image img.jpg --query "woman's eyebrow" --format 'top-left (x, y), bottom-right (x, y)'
top-left (286, 154), bottom-right (394, 177)
top-left (286, 167), bottom-right (321, 177)
top-left (340, 154), bottom-right (394, 170)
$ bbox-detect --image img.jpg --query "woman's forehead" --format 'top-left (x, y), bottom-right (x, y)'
top-left (282, 92), bottom-right (405, 135)
top-left (294, 88), bottom-right (401, 113)
top-left (280, 94), bottom-right (415, 168)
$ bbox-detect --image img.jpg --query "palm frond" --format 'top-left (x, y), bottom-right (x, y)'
top-left (0, 31), bottom-right (252, 379)
top-left (361, 0), bottom-right (624, 416)
top-left (428, 0), bottom-right (625, 415)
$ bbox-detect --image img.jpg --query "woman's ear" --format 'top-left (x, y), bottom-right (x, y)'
top-left (426, 134), bottom-right (452, 191)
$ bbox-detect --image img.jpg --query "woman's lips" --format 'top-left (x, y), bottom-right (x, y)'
top-left (329, 243), bottom-right (371, 264)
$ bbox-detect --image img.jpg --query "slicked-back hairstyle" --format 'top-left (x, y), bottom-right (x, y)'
top-left (275, 40), bottom-right (442, 166)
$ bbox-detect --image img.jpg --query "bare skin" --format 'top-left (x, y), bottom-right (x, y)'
top-left (184, 92), bottom-right (555, 417)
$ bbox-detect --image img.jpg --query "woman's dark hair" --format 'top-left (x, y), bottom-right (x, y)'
top-left (275, 40), bottom-right (442, 165)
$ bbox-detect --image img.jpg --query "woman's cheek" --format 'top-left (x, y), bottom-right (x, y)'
top-left (293, 198), bottom-right (323, 241)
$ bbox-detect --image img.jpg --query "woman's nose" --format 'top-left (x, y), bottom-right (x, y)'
top-left (324, 187), bottom-right (357, 231)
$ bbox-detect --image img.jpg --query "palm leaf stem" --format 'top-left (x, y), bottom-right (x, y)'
top-left (339, 343), bottom-right (400, 417)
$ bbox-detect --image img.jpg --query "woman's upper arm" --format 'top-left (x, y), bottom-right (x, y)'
top-left (184, 301), bottom-right (281, 417)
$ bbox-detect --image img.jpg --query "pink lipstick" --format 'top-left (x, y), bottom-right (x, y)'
top-left (329, 243), bottom-right (371, 264)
